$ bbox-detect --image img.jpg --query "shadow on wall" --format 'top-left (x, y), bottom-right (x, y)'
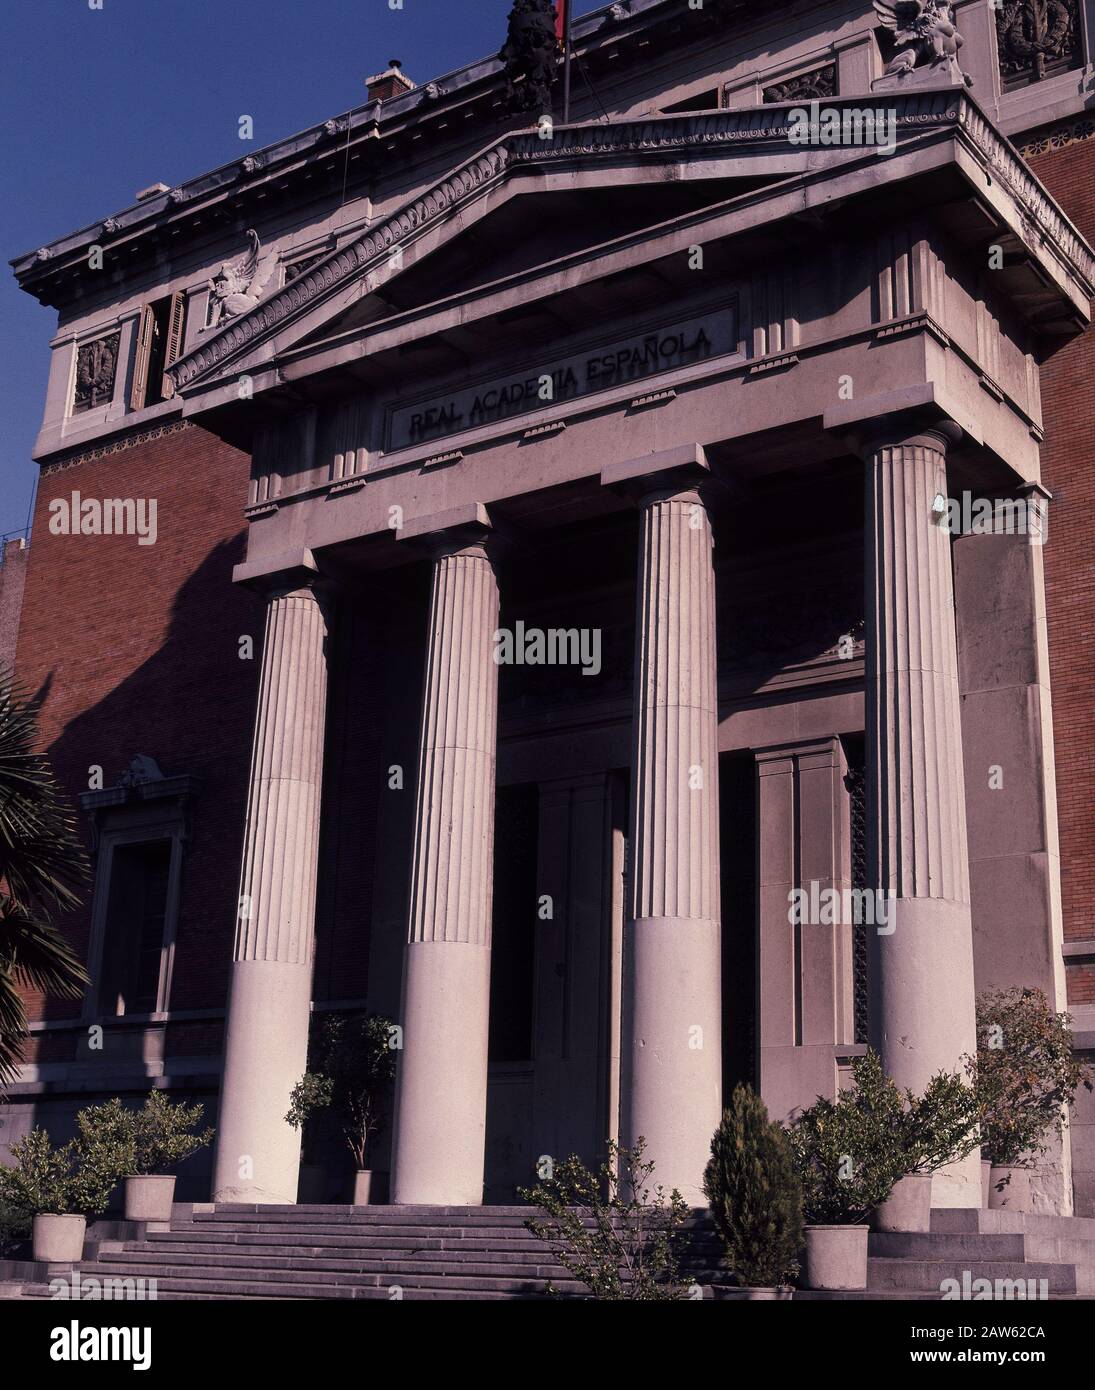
top-left (25, 530), bottom-right (262, 1027)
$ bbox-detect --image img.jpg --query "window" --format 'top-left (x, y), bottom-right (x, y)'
top-left (98, 840), bottom-right (172, 1016)
top-left (130, 292), bottom-right (186, 410)
top-left (80, 759), bottom-right (198, 1021)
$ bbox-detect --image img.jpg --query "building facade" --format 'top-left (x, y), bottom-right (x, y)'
top-left (6, 0), bottom-right (1095, 1215)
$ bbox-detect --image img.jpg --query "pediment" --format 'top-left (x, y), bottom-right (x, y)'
top-left (168, 96), bottom-right (1095, 402)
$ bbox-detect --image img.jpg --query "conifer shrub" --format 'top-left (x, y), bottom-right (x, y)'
top-left (703, 1085), bottom-right (803, 1287)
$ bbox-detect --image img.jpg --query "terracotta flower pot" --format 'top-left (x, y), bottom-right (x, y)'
top-left (803, 1224), bottom-right (869, 1290)
top-left (352, 1169), bottom-right (373, 1206)
top-left (124, 1174), bottom-right (176, 1223)
top-left (873, 1174), bottom-right (932, 1233)
top-left (988, 1165), bottom-right (1032, 1211)
top-left (709, 1283), bottom-right (794, 1300)
top-left (32, 1213), bottom-right (86, 1264)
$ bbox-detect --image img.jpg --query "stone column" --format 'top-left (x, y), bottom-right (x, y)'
top-left (863, 422), bottom-right (980, 1207)
top-left (622, 482), bottom-right (722, 1204)
top-left (390, 529), bottom-right (500, 1205)
top-left (213, 580), bottom-right (330, 1204)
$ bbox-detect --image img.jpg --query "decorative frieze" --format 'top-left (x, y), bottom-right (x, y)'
top-left (1017, 114), bottom-right (1095, 156)
top-left (41, 420), bottom-right (192, 476)
top-left (72, 331), bottom-right (120, 414)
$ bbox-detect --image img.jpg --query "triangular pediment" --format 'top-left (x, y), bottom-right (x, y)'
top-left (168, 97), bottom-right (1095, 401)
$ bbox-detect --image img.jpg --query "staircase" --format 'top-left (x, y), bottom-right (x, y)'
top-left (17, 1204), bottom-right (723, 1302)
top-left (10, 1204), bottom-right (1095, 1300)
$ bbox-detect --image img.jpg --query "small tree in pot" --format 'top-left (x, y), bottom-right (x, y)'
top-left (787, 1051), bottom-right (907, 1290)
top-left (287, 1012), bottom-right (397, 1204)
top-left (0, 1127), bottom-right (117, 1263)
top-left (76, 1093), bottom-right (213, 1223)
top-left (971, 987), bottom-right (1093, 1209)
top-left (873, 1069), bottom-right (981, 1231)
top-left (703, 1085), bottom-right (802, 1298)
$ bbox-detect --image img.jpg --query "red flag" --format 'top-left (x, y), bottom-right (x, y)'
top-left (555, 0), bottom-right (568, 47)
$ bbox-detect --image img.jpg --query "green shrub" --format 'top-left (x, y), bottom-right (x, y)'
top-left (787, 1050), bottom-right (908, 1224)
top-left (0, 1194), bottom-right (31, 1254)
top-left (0, 1127), bottom-right (114, 1218)
top-left (520, 1139), bottom-right (692, 1300)
top-left (286, 1013), bottom-right (396, 1170)
top-left (971, 987), bottom-right (1094, 1167)
top-left (703, 1085), bottom-right (802, 1287)
top-left (76, 1093), bottom-right (213, 1177)
top-left (902, 1069), bottom-right (981, 1175)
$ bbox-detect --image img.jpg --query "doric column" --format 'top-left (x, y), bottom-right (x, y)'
top-left (390, 525), bottom-right (500, 1205)
top-left (622, 481), bottom-right (722, 1204)
top-left (863, 422), bottom-right (980, 1207)
top-left (213, 579), bottom-right (330, 1204)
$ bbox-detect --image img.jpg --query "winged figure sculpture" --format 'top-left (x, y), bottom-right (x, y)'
top-left (207, 229), bottom-right (279, 328)
top-left (873, 0), bottom-right (971, 82)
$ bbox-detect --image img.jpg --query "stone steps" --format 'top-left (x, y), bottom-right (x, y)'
top-left (7, 1204), bottom-right (1095, 1301)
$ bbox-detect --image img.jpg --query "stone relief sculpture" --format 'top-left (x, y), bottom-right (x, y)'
top-left (873, 0), bottom-right (973, 86)
top-left (207, 229), bottom-right (279, 328)
top-left (995, 0), bottom-right (1082, 87)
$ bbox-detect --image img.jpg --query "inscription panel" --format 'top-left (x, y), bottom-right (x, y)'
top-left (385, 302), bottom-right (740, 452)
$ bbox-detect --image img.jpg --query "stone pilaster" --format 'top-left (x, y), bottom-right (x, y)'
top-left (864, 423), bottom-right (980, 1207)
top-left (213, 583), bottom-right (330, 1204)
top-left (622, 484), bottom-right (722, 1204)
top-left (390, 534), bottom-right (500, 1205)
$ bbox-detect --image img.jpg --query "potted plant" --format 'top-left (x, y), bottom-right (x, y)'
top-left (76, 1093), bottom-right (214, 1223)
top-left (0, 1127), bottom-right (115, 1263)
top-left (874, 1069), bottom-right (981, 1233)
top-left (703, 1084), bottom-right (802, 1299)
top-left (787, 1051), bottom-right (907, 1290)
top-left (287, 1012), bottom-right (397, 1204)
top-left (970, 987), bottom-right (1093, 1210)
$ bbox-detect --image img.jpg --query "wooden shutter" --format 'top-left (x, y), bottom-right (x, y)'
top-left (129, 303), bottom-right (156, 411)
top-left (160, 291), bottom-right (186, 400)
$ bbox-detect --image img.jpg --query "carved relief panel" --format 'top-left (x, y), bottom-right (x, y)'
top-left (72, 331), bottom-right (120, 414)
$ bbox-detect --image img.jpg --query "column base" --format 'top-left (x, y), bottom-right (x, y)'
top-left (212, 959), bottom-right (312, 1205)
top-left (621, 916), bottom-right (721, 1205)
top-left (391, 941), bottom-right (491, 1206)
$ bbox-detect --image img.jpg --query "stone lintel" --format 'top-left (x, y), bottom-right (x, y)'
top-left (823, 382), bottom-right (976, 457)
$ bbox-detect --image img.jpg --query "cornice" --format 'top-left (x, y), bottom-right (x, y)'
top-left (168, 89), bottom-right (1095, 395)
top-left (10, 0), bottom-right (751, 301)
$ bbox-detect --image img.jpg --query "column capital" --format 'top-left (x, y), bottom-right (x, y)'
top-left (232, 546), bottom-right (337, 604)
top-left (823, 385), bottom-right (969, 462)
top-left (397, 500), bottom-right (507, 561)
top-left (600, 442), bottom-right (713, 505)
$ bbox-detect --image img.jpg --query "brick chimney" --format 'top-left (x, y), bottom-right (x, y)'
top-left (367, 59), bottom-right (416, 103)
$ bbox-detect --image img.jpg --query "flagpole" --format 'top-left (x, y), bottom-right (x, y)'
top-left (562, 1), bottom-right (572, 124)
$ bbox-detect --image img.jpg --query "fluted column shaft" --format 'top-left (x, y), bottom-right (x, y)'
top-left (391, 540), bottom-right (500, 1204)
top-left (622, 486), bottom-right (722, 1203)
top-left (865, 426), bottom-right (979, 1207)
top-left (213, 585), bottom-right (330, 1204)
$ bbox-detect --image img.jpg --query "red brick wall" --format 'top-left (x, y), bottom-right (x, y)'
top-left (14, 421), bottom-right (263, 1029)
top-left (1027, 132), bottom-right (1095, 997)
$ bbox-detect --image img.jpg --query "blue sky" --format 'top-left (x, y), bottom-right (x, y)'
top-left (0, 0), bottom-right (602, 535)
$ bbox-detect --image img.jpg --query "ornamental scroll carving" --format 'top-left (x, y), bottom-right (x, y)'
top-left (73, 332), bottom-right (120, 413)
top-left (995, 0), bottom-right (1083, 90)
